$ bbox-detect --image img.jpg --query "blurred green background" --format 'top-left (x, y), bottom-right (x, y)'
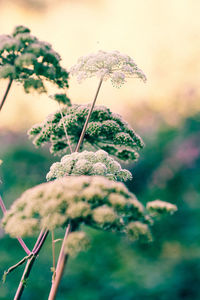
top-left (1, 109), bottom-right (200, 299)
top-left (1, 0), bottom-right (200, 299)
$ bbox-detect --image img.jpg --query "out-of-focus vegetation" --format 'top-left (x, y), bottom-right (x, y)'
top-left (0, 106), bottom-right (200, 299)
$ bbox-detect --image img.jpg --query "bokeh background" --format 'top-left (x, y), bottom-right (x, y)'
top-left (0, 1), bottom-right (200, 299)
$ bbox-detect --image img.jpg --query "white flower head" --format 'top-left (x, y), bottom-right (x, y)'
top-left (70, 50), bottom-right (146, 87)
top-left (146, 200), bottom-right (177, 216)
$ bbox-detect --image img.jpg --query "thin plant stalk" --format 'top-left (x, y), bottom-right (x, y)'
top-left (11, 229), bottom-right (47, 299)
top-left (33, 230), bottom-right (49, 254)
top-left (75, 77), bottom-right (103, 152)
top-left (48, 77), bottom-right (104, 300)
top-left (3, 253), bottom-right (34, 283)
top-left (0, 195), bottom-right (6, 214)
top-left (0, 78), bottom-right (13, 112)
top-left (15, 239), bottom-right (31, 256)
top-left (32, 229), bottom-right (45, 253)
top-left (14, 255), bottom-right (36, 300)
top-left (51, 231), bottom-right (56, 282)
top-left (48, 225), bottom-right (70, 300)
top-left (48, 255), bottom-right (68, 300)
top-left (0, 195), bottom-right (31, 255)
top-left (14, 230), bottom-right (49, 300)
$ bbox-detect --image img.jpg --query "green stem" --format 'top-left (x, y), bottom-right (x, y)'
top-left (0, 78), bottom-right (13, 112)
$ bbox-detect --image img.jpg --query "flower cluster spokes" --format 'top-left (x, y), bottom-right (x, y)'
top-left (70, 50), bottom-right (146, 87)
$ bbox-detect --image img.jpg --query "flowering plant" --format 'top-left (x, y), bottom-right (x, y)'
top-left (0, 26), bottom-right (177, 300)
top-left (70, 50), bottom-right (146, 87)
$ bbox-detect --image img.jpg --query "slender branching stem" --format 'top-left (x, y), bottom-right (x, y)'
top-left (48, 224), bottom-right (70, 300)
top-left (33, 230), bottom-right (49, 254)
top-left (0, 195), bottom-right (31, 255)
top-left (58, 103), bottom-right (73, 153)
top-left (14, 254), bottom-right (36, 300)
top-left (2, 253), bottom-right (33, 283)
top-left (14, 230), bottom-right (48, 284)
top-left (32, 229), bottom-right (45, 253)
top-left (47, 77), bottom-right (104, 300)
top-left (16, 238), bottom-right (31, 256)
top-left (14, 231), bottom-right (49, 300)
top-left (75, 77), bottom-right (103, 152)
top-left (0, 78), bottom-right (13, 112)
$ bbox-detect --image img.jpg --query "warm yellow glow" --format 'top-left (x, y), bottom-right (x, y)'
top-left (0, 0), bottom-right (200, 130)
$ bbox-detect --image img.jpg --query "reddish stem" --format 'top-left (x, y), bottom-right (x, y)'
top-left (75, 77), bottom-right (103, 152)
top-left (47, 77), bottom-right (104, 300)
top-left (0, 195), bottom-right (31, 255)
top-left (14, 231), bottom-right (49, 300)
top-left (48, 225), bottom-right (70, 300)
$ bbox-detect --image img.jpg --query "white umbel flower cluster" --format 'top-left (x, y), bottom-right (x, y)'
top-left (70, 50), bottom-right (146, 87)
top-left (2, 176), bottom-right (146, 237)
top-left (46, 150), bottom-right (132, 182)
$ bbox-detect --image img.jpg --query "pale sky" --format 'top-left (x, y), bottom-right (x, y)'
top-left (0, 0), bottom-right (200, 129)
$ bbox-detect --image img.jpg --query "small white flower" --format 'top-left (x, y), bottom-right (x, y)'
top-left (147, 200), bottom-right (177, 215)
top-left (70, 50), bottom-right (146, 87)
